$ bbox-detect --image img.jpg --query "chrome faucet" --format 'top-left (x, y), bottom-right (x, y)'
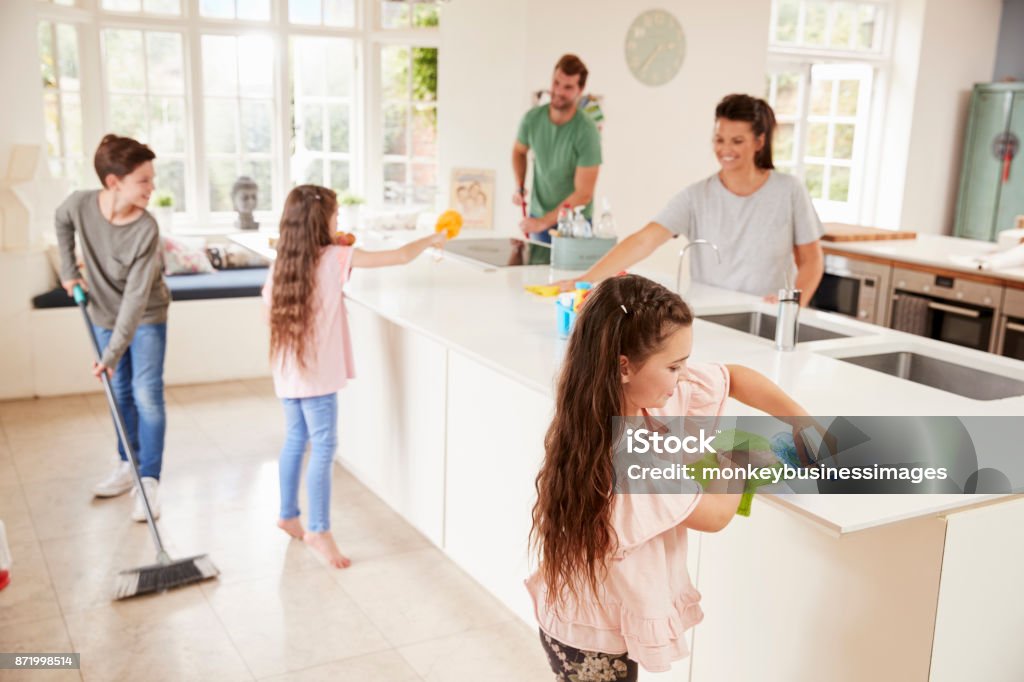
top-left (775, 274), bottom-right (802, 351)
top-left (676, 239), bottom-right (721, 295)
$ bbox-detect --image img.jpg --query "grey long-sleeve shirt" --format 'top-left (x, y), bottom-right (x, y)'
top-left (55, 190), bottom-right (170, 368)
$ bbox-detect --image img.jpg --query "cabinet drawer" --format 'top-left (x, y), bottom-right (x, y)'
top-left (1003, 287), bottom-right (1024, 318)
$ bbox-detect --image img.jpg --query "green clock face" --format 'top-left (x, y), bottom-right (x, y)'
top-left (625, 9), bottom-right (686, 87)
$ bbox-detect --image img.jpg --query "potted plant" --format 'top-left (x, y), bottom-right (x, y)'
top-left (151, 191), bottom-right (175, 234)
top-left (338, 191), bottom-right (365, 231)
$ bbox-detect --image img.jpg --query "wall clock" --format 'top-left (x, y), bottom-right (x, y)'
top-left (625, 9), bottom-right (686, 87)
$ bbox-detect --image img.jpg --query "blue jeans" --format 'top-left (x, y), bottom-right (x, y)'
top-left (92, 323), bottom-right (167, 480)
top-left (279, 393), bottom-right (338, 533)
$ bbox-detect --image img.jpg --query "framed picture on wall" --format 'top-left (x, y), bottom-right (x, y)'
top-left (450, 167), bottom-right (495, 229)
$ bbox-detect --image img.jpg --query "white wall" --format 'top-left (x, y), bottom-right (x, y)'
top-left (897, 0), bottom-right (1003, 235)
top-left (871, 0), bottom-right (926, 231)
top-left (0, 0), bottom-right (46, 182)
top-left (438, 1), bottom-right (529, 236)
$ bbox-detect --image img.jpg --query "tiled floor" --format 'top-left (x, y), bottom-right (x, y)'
top-left (0, 379), bottom-right (552, 681)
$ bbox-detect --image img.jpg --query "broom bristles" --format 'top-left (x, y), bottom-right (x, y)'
top-left (113, 554), bottom-right (219, 600)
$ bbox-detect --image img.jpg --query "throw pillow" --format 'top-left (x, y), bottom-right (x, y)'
top-left (162, 235), bottom-right (215, 275)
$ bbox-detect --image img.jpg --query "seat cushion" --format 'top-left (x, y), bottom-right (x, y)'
top-left (32, 267), bottom-right (269, 309)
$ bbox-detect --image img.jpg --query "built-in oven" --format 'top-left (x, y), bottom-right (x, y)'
top-left (996, 287), bottom-right (1024, 361)
top-left (889, 267), bottom-right (1002, 353)
top-left (810, 254), bottom-right (892, 325)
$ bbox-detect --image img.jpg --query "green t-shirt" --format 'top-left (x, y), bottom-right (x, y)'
top-left (516, 104), bottom-right (602, 220)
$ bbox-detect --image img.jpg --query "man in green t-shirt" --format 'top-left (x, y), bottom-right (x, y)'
top-left (513, 54), bottom-right (602, 243)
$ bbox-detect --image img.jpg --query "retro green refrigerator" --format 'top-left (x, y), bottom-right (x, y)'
top-left (954, 83), bottom-right (1024, 241)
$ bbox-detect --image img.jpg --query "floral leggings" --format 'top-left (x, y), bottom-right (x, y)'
top-left (539, 629), bottom-right (638, 681)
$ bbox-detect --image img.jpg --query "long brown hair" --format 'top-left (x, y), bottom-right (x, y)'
top-left (269, 185), bottom-right (338, 368)
top-left (530, 275), bottom-right (694, 607)
top-left (715, 93), bottom-right (777, 170)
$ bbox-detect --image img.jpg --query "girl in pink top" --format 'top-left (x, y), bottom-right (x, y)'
top-left (528, 274), bottom-right (815, 679)
top-left (263, 185), bottom-right (446, 569)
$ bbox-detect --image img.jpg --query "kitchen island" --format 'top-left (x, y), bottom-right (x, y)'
top-left (235, 230), bottom-right (1024, 682)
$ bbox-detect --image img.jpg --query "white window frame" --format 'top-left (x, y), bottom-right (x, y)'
top-left (769, 0), bottom-right (889, 56)
top-left (99, 25), bottom-right (192, 210)
top-left (290, 34), bottom-right (360, 196)
top-left (33, 0), bottom-right (441, 232)
top-left (767, 0), bottom-right (894, 224)
top-left (198, 31), bottom-right (278, 214)
top-left (37, 18), bottom-right (87, 187)
top-left (376, 41), bottom-right (439, 206)
top-left (367, 1), bottom-right (440, 208)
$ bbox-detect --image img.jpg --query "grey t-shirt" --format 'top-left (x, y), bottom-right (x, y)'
top-left (652, 171), bottom-right (823, 296)
top-left (55, 190), bottom-right (170, 368)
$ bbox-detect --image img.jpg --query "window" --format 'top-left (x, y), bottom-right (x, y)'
top-left (770, 0), bottom-right (883, 52)
top-left (380, 44), bottom-right (438, 205)
top-left (101, 0), bottom-right (182, 16)
top-left (292, 37), bottom-right (357, 195)
top-left (767, 64), bottom-right (872, 220)
top-left (102, 28), bottom-right (188, 211)
top-left (380, 1), bottom-right (440, 29)
top-left (201, 34), bottom-right (276, 212)
top-left (200, 0), bottom-right (271, 21)
top-left (767, 0), bottom-right (887, 222)
top-left (38, 21), bottom-right (84, 187)
top-left (289, 0), bottom-right (355, 27)
top-left (35, 0), bottom-right (442, 227)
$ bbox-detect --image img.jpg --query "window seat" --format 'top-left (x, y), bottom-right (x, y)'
top-left (32, 267), bottom-right (268, 309)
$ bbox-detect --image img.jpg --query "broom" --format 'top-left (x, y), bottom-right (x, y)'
top-left (72, 284), bottom-right (218, 599)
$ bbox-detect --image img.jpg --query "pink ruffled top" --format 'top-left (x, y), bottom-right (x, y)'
top-left (525, 362), bottom-right (731, 673)
top-left (262, 245), bottom-right (356, 399)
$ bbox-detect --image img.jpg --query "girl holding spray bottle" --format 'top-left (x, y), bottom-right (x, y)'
top-left (528, 274), bottom-right (818, 680)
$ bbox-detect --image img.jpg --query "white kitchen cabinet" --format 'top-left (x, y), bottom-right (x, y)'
top-left (688, 500), bottom-right (946, 682)
top-left (930, 496), bottom-right (1024, 682)
top-left (443, 349), bottom-right (553, 625)
top-left (335, 300), bottom-right (447, 546)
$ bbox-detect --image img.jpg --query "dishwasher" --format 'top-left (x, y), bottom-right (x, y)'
top-left (888, 267), bottom-right (1003, 352)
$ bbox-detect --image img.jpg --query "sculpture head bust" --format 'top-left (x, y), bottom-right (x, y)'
top-left (231, 176), bottom-right (259, 230)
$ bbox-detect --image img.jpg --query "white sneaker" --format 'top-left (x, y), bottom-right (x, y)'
top-left (131, 477), bottom-right (161, 522)
top-left (92, 461), bottom-right (134, 498)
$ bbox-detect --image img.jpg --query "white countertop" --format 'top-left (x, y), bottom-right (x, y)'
top-left (823, 233), bottom-right (1024, 284)
top-left (234, 230), bottom-right (1024, 534)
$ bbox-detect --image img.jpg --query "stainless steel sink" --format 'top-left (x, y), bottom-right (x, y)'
top-left (838, 352), bottom-right (1024, 400)
top-left (699, 311), bottom-right (851, 343)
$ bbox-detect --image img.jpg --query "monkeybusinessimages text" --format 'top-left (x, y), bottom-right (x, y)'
top-left (624, 428), bottom-right (950, 486)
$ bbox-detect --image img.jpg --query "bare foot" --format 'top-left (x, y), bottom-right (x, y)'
top-left (277, 517), bottom-right (304, 539)
top-left (303, 531), bottom-right (352, 569)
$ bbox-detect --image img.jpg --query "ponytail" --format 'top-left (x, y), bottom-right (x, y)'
top-left (715, 94), bottom-right (776, 170)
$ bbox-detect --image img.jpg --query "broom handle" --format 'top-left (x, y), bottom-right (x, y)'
top-left (72, 285), bottom-right (169, 560)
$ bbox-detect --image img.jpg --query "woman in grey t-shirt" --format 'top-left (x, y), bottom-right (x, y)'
top-left (565, 94), bottom-right (824, 303)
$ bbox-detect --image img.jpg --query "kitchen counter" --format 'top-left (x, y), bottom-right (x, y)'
top-left (823, 232), bottom-right (1024, 285)
top-left (234, 229), bottom-right (1022, 534)
top-left (235, 229), bottom-right (1024, 681)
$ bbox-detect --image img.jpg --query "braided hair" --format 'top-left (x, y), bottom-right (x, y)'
top-left (530, 275), bottom-right (694, 609)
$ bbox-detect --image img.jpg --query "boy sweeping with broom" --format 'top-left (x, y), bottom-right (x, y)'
top-left (55, 134), bottom-right (171, 522)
